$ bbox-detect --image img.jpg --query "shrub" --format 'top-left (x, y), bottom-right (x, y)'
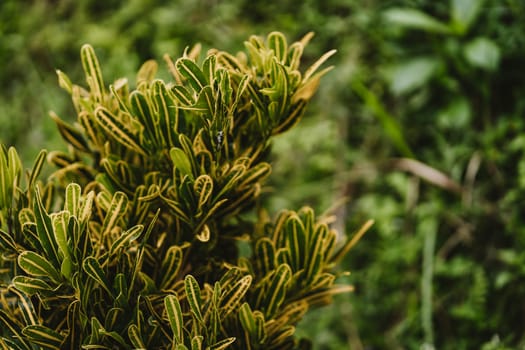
top-left (0, 32), bottom-right (368, 349)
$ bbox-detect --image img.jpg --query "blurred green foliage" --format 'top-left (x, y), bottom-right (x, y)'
top-left (1, 0), bottom-right (525, 349)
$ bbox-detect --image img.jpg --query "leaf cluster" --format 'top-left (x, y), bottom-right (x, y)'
top-left (0, 32), bottom-right (366, 349)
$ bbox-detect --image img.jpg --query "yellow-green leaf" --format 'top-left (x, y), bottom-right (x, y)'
top-left (160, 245), bottom-right (184, 290)
top-left (13, 276), bottom-right (53, 295)
top-left (164, 294), bottom-right (184, 344)
top-left (18, 251), bottom-right (61, 283)
top-left (80, 44), bottom-right (106, 103)
top-left (220, 275), bottom-right (252, 317)
top-left (184, 275), bottom-right (203, 323)
top-left (22, 325), bottom-right (64, 350)
top-left (170, 147), bottom-right (193, 179)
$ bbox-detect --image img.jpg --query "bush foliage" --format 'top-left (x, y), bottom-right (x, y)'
top-left (0, 32), bottom-right (370, 349)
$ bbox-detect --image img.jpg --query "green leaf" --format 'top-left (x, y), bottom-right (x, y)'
top-left (0, 310), bottom-right (32, 350)
top-left (160, 245), bottom-right (184, 290)
top-left (383, 8), bottom-right (451, 34)
top-left (56, 69), bottom-right (73, 94)
top-left (152, 80), bottom-right (178, 148)
top-left (164, 294), bottom-right (184, 344)
top-left (34, 186), bottom-right (60, 267)
top-left (267, 31), bottom-right (288, 63)
top-left (0, 146), bottom-right (11, 208)
top-left (184, 275), bottom-right (203, 323)
top-left (83, 257), bottom-right (113, 297)
top-left (94, 106), bottom-right (147, 155)
top-left (264, 264), bottom-right (291, 318)
top-left (239, 302), bottom-right (256, 336)
top-left (28, 149), bottom-right (47, 189)
top-left (7, 146), bottom-right (21, 190)
top-left (238, 162), bottom-right (272, 189)
top-left (80, 44), bottom-right (105, 103)
top-left (170, 147), bottom-right (193, 179)
top-left (305, 225), bottom-right (328, 283)
top-left (384, 57), bottom-right (440, 95)
top-left (79, 190), bottom-right (95, 229)
top-left (463, 37), bottom-right (501, 71)
top-left (136, 59), bottom-right (158, 84)
top-left (18, 251), bottom-right (62, 283)
top-left (202, 54), bottom-right (217, 84)
top-left (65, 183), bottom-right (81, 216)
top-left (101, 191), bottom-right (128, 237)
top-left (171, 85), bottom-right (195, 106)
top-left (176, 58), bottom-right (207, 92)
top-left (207, 338), bottom-right (236, 350)
top-left (52, 211), bottom-right (71, 262)
top-left (451, 0), bottom-right (484, 34)
top-left (287, 42), bottom-right (304, 71)
top-left (109, 224), bottom-right (143, 255)
top-left (22, 325), bottom-right (64, 350)
top-left (0, 228), bottom-right (17, 252)
top-left (220, 275), bottom-right (252, 317)
top-left (50, 113), bottom-right (90, 153)
top-left (191, 335), bottom-right (203, 350)
top-left (13, 276), bottom-right (54, 295)
top-left (285, 214), bottom-right (306, 271)
top-left (255, 238), bottom-right (276, 275)
top-left (127, 324), bottom-right (146, 349)
top-left (130, 90), bottom-right (157, 147)
top-left (194, 175), bottom-right (214, 211)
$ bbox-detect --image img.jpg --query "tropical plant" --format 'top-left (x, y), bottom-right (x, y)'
top-left (0, 31), bottom-right (369, 349)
